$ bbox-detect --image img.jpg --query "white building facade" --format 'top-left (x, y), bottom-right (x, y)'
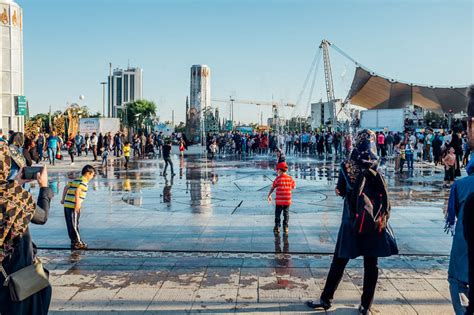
top-left (190, 65), bottom-right (211, 113)
top-left (108, 67), bottom-right (143, 118)
top-left (0, 0), bottom-right (24, 132)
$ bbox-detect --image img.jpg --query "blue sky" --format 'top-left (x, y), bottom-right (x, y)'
top-left (21, 0), bottom-right (473, 123)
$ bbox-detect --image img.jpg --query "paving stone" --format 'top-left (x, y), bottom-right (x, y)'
top-left (398, 290), bottom-right (452, 314)
top-left (390, 278), bottom-right (437, 291)
top-left (106, 287), bottom-right (159, 311)
top-left (61, 287), bottom-right (122, 311)
top-left (193, 288), bottom-right (238, 304)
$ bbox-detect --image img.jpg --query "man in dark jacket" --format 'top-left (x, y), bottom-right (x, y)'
top-left (464, 85), bottom-right (474, 315)
top-left (445, 85), bottom-right (474, 315)
top-left (162, 141), bottom-right (175, 176)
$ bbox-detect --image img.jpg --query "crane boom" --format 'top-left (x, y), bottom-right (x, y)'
top-left (320, 39), bottom-right (335, 102)
top-left (212, 98), bottom-right (295, 107)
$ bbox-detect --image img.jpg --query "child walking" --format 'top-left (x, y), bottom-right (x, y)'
top-left (60, 165), bottom-right (96, 250)
top-left (123, 141), bottom-right (131, 169)
top-left (267, 161), bottom-right (296, 235)
top-left (442, 147), bottom-right (456, 188)
top-left (101, 147), bottom-right (109, 167)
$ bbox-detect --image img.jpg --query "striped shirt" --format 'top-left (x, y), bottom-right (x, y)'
top-left (64, 176), bottom-right (89, 209)
top-left (272, 173), bottom-right (296, 206)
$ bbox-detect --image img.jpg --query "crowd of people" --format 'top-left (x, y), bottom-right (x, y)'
top-left (205, 128), bottom-right (471, 183)
top-left (0, 85), bottom-right (473, 314)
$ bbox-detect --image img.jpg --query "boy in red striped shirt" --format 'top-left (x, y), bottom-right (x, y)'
top-left (267, 161), bottom-right (296, 235)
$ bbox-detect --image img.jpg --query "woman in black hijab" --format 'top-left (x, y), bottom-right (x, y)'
top-left (307, 130), bottom-right (398, 315)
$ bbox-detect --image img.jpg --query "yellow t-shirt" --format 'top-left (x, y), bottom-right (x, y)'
top-left (123, 145), bottom-right (131, 157)
top-left (64, 176), bottom-right (89, 209)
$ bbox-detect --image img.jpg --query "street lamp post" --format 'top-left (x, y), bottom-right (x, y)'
top-left (100, 82), bottom-right (107, 117)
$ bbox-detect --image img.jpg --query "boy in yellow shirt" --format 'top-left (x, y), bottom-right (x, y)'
top-left (123, 141), bottom-right (131, 170)
top-left (60, 165), bottom-right (96, 249)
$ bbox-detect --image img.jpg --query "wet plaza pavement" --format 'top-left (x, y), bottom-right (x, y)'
top-left (29, 149), bottom-right (460, 314)
top-left (30, 149), bottom-right (452, 255)
top-left (43, 249), bottom-right (453, 314)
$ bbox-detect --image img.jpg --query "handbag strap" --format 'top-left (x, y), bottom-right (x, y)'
top-left (0, 264), bottom-right (9, 286)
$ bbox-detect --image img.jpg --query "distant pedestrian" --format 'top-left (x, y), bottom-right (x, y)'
top-left (405, 142), bottom-right (414, 170)
top-left (37, 132), bottom-right (45, 161)
top-left (91, 132), bottom-right (98, 161)
top-left (60, 165), bottom-right (96, 250)
top-left (267, 161), bottom-right (296, 235)
top-left (47, 131), bottom-right (60, 165)
top-left (66, 134), bottom-right (76, 165)
top-left (209, 140), bottom-right (217, 160)
top-left (74, 132), bottom-right (84, 156)
top-left (123, 141), bottom-right (131, 169)
top-left (162, 141), bottom-right (175, 176)
top-left (179, 139), bottom-right (185, 157)
top-left (443, 147), bottom-right (456, 188)
top-left (101, 148), bottom-right (109, 167)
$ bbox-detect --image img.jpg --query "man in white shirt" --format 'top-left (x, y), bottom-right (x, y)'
top-left (285, 133), bottom-right (293, 155)
top-left (278, 134), bottom-right (285, 151)
top-left (409, 133), bottom-right (417, 146)
top-left (90, 132), bottom-right (98, 161)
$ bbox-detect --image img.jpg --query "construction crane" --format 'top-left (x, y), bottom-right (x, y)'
top-left (318, 39), bottom-right (354, 131)
top-left (212, 97), bottom-right (295, 131)
top-left (320, 39), bottom-right (336, 103)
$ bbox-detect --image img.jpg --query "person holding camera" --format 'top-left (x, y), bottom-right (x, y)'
top-left (0, 142), bottom-right (53, 315)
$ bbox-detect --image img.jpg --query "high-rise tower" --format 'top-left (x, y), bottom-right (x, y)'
top-left (107, 67), bottom-right (143, 118)
top-left (0, 0), bottom-right (24, 132)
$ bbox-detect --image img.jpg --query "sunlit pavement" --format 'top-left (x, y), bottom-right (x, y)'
top-left (32, 147), bottom-right (457, 313)
top-left (43, 250), bottom-right (452, 314)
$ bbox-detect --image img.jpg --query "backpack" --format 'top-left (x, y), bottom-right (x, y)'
top-left (351, 168), bottom-right (390, 235)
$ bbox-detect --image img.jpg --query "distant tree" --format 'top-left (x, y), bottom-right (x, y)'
top-left (123, 99), bottom-right (157, 131)
top-left (175, 122), bottom-right (186, 133)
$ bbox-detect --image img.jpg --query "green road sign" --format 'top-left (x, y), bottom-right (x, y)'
top-left (16, 96), bottom-right (27, 116)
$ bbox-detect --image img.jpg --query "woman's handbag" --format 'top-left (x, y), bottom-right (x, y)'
top-left (1, 258), bottom-right (50, 302)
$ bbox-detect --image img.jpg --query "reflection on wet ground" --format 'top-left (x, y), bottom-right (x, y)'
top-left (30, 153), bottom-right (452, 255)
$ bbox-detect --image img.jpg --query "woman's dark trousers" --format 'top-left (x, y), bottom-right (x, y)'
top-left (321, 253), bottom-right (379, 309)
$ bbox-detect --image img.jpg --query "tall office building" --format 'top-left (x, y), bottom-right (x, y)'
top-left (108, 67), bottom-right (143, 118)
top-left (0, 0), bottom-right (24, 132)
top-left (190, 65), bottom-right (211, 113)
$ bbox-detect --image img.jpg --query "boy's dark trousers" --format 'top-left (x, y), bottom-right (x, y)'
top-left (64, 207), bottom-right (82, 245)
top-left (163, 157), bottom-right (174, 174)
top-left (275, 205), bottom-right (289, 228)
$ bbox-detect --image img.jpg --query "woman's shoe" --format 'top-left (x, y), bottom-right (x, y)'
top-left (358, 305), bottom-right (369, 315)
top-left (306, 299), bottom-right (331, 310)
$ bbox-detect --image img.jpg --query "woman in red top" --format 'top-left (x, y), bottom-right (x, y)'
top-left (179, 139), bottom-right (185, 156)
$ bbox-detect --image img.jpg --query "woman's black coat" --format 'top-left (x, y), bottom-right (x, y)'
top-left (0, 187), bottom-right (53, 315)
